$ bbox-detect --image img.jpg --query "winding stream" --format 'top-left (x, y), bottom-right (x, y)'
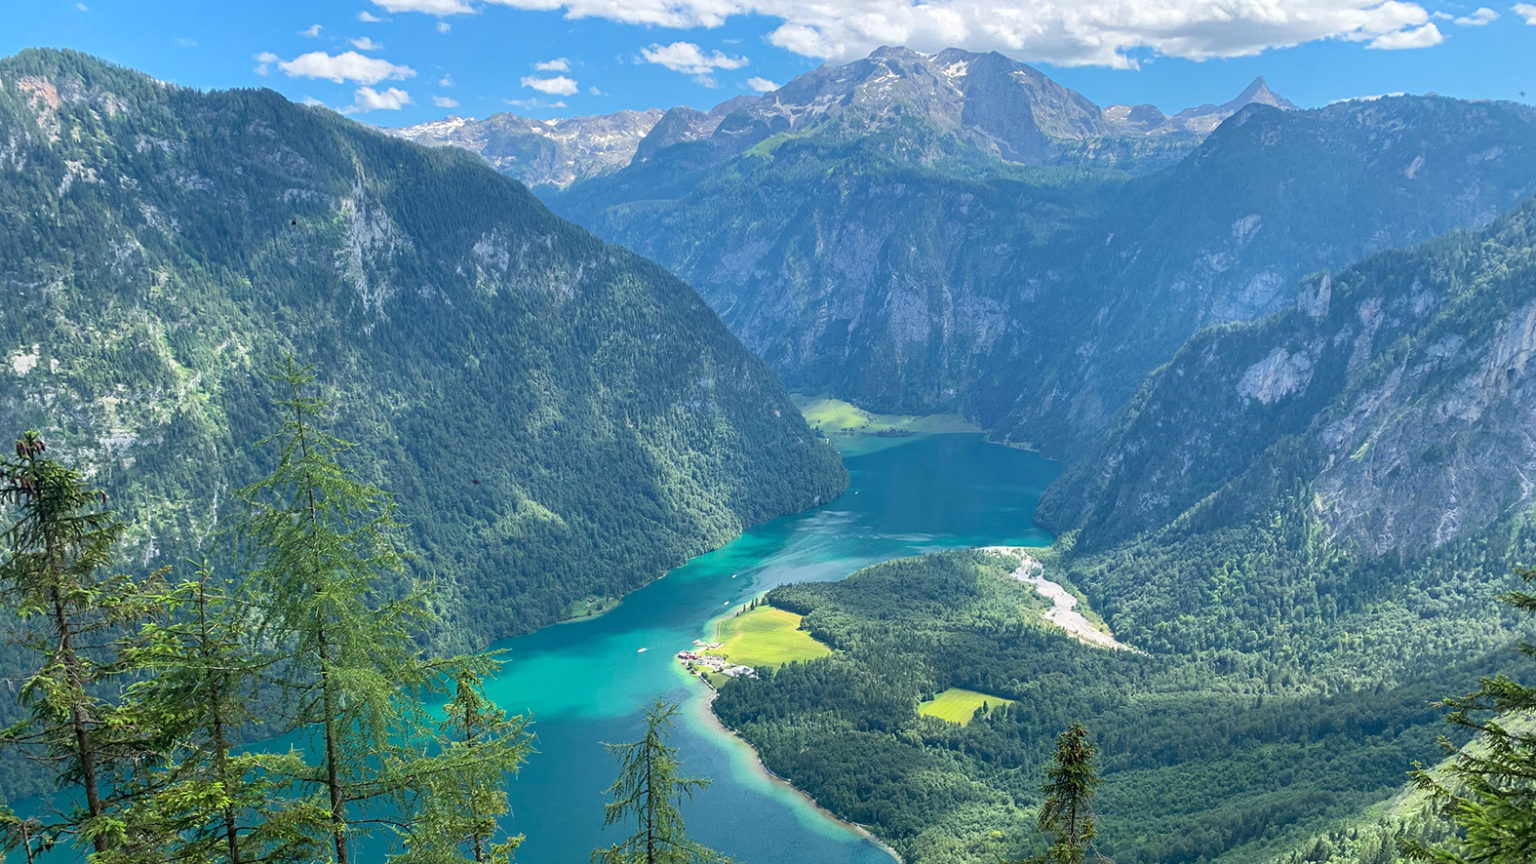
top-left (483, 434), bottom-right (1060, 863)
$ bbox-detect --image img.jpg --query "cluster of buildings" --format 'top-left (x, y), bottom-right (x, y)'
top-left (676, 644), bottom-right (758, 680)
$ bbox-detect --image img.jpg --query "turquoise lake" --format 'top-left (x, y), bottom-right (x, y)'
top-left (484, 433), bottom-right (1060, 863)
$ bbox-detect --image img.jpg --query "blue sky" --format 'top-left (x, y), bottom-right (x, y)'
top-left (5, 0), bottom-right (1535, 127)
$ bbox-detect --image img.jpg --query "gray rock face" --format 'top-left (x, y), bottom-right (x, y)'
top-left (390, 108), bottom-right (665, 188)
top-left (1039, 196), bottom-right (1536, 558)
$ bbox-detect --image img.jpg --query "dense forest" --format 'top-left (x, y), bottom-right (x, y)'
top-left (0, 375), bottom-right (738, 863)
top-left (713, 549), bottom-right (1521, 864)
top-left (0, 48), bottom-right (845, 650)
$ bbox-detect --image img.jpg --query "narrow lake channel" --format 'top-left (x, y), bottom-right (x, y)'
top-left (485, 433), bottom-right (1060, 863)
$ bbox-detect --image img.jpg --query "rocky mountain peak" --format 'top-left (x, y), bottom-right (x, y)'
top-left (1228, 76), bottom-right (1298, 112)
top-left (1107, 74), bottom-right (1298, 137)
top-left (390, 107), bottom-right (665, 188)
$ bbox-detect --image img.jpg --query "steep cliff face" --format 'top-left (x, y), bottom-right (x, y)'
top-left (1039, 196), bottom-right (1536, 556)
top-left (991, 96), bottom-right (1536, 454)
top-left (555, 93), bottom-right (1536, 457)
top-left (0, 49), bottom-right (846, 649)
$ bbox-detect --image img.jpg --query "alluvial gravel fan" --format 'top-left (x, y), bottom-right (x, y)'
top-left (0, 47), bottom-right (846, 652)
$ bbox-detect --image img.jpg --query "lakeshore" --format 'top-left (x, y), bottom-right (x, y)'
top-left (473, 432), bottom-right (1059, 863)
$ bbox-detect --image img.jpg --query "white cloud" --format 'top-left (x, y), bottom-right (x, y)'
top-left (438, 21), bottom-right (452, 32)
top-left (1367, 21), bottom-right (1443, 49)
top-left (534, 57), bottom-right (571, 71)
top-left (253, 52), bottom-right (279, 75)
top-left (521, 74), bottom-right (579, 95)
top-left (505, 97), bottom-right (567, 109)
top-left (359, 10), bottom-right (384, 22)
top-left (433, 94), bottom-right (461, 107)
top-left (300, 23), bottom-right (322, 38)
top-left (367, 0), bottom-right (1452, 68)
top-left (746, 76), bottom-right (778, 92)
top-left (589, 85), bottom-right (605, 95)
top-left (1453, 6), bottom-right (1498, 24)
top-left (177, 37), bottom-right (199, 48)
top-left (345, 86), bottom-right (413, 113)
top-left (75, 2), bottom-right (86, 10)
top-left (641, 42), bottom-right (749, 77)
top-left (351, 36), bottom-right (384, 50)
top-left (373, 0), bottom-right (473, 13)
top-left (301, 96), bottom-right (327, 106)
top-left (1515, 3), bottom-right (1536, 25)
top-left (439, 73), bottom-right (454, 86)
top-left (270, 50), bottom-right (416, 84)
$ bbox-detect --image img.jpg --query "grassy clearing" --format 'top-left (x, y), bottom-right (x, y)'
top-left (793, 395), bottom-right (978, 437)
top-left (560, 595), bottom-right (619, 622)
top-left (708, 606), bottom-right (831, 668)
top-left (917, 687), bottom-right (1015, 725)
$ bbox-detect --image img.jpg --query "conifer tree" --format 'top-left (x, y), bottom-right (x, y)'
top-left (1405, 569), bottom-right (1536, 864)
top-left (399, 670), bottom-right (533, 864)
top-left (103, 565), bottom-right (322, 864)
top-left (0, 431), bottom-right (162, 856)
top-left (592, 700), bottom-right (733, 864)
top-left (1021, 722), bottom-right (1106, 864)
top-left (236, 359), bottom-right (522, 863)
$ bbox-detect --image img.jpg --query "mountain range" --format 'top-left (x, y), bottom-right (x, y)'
top-left (537, 56), bottom-right (1536, 460)
top-left (392, 47), bottom-right (1298, 189)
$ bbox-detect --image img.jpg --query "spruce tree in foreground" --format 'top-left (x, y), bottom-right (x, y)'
top-left (1020, 722), bottom-right (1106, 864)
top-left (237, 359), bottom-right (525, 864)
top-left (1405, 568), bottom-right (1536, 864)
top-left (403, 670), bottom-right (533, 864)
top-left (0, 431), bottom-right (162, 856)
top-left (592, 700), bottom-right (733, 864)
top-left (102, 565), bottom-right (322, 864)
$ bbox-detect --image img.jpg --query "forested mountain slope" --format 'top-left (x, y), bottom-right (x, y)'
top-left (551, 80), bottom-right (1536, 457)
top-left (0, 48), bottom-right (846, 650)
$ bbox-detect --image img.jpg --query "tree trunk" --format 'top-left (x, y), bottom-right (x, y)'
top-left (320, 628), bottom-right (348, 864)
top-left (50, 586), bottom-right (105, 854)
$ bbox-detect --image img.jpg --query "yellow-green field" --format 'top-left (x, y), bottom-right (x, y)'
top-left (708, 606), bottom-right (831, 668)
top-left (917, 687), bottom-right (1015, 725)
top-left (794, 396), bottom-right (978, 437)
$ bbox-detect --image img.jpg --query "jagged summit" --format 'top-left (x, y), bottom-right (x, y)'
top-left (395, 47), bottom-right (1302, 186)
top-left (1226, 75), bottom-right (1298, 111)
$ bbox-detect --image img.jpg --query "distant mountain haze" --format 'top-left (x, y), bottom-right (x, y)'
top-left (390, 47), bottom-right (1297, 188)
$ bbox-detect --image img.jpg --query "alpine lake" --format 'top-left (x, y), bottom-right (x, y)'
top-left (480, 431), bottom-right (1060, 863)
